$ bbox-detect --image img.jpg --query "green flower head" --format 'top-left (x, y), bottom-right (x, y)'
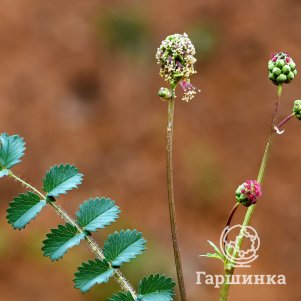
top-left (268, 52), bottom-right (297, 85)
top-left (293, 100), bottom-right (301, 120)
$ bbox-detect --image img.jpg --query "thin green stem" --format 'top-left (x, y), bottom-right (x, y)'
top-left (219, 84), bottom-right (283, 301)
top-left (166, 96), bottom-right (187, 301)
top-left (8, 171), bottom-right (137, 298)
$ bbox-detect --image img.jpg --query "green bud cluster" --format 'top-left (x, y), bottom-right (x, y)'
top-left (268, 52), bottom-right (297, 85)
top-left (158, 87), bottom-right (173, 100)
top-left (293, 100), bottom-right (301, 120)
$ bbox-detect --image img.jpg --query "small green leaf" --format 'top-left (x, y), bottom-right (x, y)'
top-left (43, 164), bottom-right (83, 197)
top-left (74, 259), bottom-right (114, 293)
top-left (42, 223), bottom-right (85, 261)
top-left (137, 274), bottom-right (175, 301)
top-left (107, 292), bottom-right (135, 301)
top-left (76, 197), bottom-right (120, 232)
top-left (6, 192), bottom-right (46, 230)
top-left (200, 253), bottom-right (224, 262)
top-left (207, 240), bottom-right (224, 260)
top-left (104, 230), bottom-right (146, 268)
top-left (0, 133), bottom-right (25, 170)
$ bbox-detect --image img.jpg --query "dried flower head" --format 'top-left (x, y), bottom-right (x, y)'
top-left (293, 100), bottom-right (301, 120)
top-left (235, 180), bottom-right (262, 207)
top-left (156, 33), bottom-right (199, 101)
top-left (268, 52), bottom-right (297, 85)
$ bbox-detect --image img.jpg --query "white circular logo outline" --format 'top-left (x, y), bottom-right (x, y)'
top-left (220, 224), bottom-right (260, 268)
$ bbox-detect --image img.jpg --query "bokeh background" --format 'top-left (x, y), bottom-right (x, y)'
top-left (0, 0), bottom-right (301, 300)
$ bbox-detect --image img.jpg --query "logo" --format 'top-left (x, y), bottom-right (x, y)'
top-left (219, 224), bottom-right (260, 268)
top-left (196, 224), bottom-right (286, 287)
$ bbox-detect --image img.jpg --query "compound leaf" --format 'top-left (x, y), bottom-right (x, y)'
top-left (6, 192), bottom-right (46, 230)
top-left (103, 230), bottom-right (146, 268)
top-left (74, 259), bottom-right (114, 293)
top-left (0, 133), bottom-right (25, 172)
top-left (42, 223), bottom-right (85, 261)
top-left (107, 292), bottom-right (135, 301)
top-left (43, 164), bottom-right (83, 197)
top-left (76, 197), bottom-right (120, 232)
top-left (137, 274), bottom-right (175, 301)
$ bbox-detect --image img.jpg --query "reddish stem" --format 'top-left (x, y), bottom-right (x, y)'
top-left (276, 112), bottom-right (295, 129)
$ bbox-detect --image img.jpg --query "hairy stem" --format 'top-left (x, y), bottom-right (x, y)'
top-left (166, 97), bottom-right (187, 301)
top-left (219, 84), bottom-right (283, 301)
top-left (8, 171), bottom-right (137, 299)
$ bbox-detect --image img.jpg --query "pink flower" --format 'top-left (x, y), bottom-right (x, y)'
top-left (179, 80), bottom-right (200, 102)
top-left (236, 180), bottom-right (262, 207)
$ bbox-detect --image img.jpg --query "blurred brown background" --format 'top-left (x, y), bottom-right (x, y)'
top-left (0, 0), bottom-right (301, 300)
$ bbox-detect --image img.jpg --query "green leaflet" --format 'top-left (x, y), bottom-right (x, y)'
top-left (107, 292), bottom-right (135, 301)
top-left (76, 197), bottom-right (120, 232)
top-left (42, 164), bottom-right (83, 197)
top-left (103, 230), bottom-right (146, 268)
top-left (6, 192), bottom-right (46, 230)
top-left (200, 252), bottom-right (224, 262)
top-left (137, 274), bottom-right (175, 301)
top-left (42, 223), bottom-right (85, 261)
top-left (200, 240), bottom-right (225, 263)
top-left (0, 133), bottom-right (178, 299)
top-left (74, 259), bottom-right (114, 293)
top-left (207, 240), bottom-right (225, 260)
top-left (0, 133), bottom-right (25, 173)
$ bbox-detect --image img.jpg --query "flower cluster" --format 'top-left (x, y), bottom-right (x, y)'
top-left (156, 33), bottom-right (199, 101)
top-left (293, 100), bottom-right (301, 120)
top-left (235, 180), bottom-right (262, 207)
top-left (268, 52), bottom-right (297, 85)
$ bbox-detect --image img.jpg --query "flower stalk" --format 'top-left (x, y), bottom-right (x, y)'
top-left (157, 32), bottom-right (200, 301)
top-left (166, 90), bottom-right (187, 301)
top-left (219, 84), bottom-right (283, 301)
top-left (276, 112), bottom-right (295, 130)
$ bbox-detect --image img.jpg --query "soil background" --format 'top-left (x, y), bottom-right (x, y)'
top-left (0, 0), bottom-right (300, 300)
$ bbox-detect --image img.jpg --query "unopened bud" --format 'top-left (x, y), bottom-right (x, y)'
top-left (158, 87), bottom-right (172, 100)
top-left (268, 52), bottom-right (297, 85)
top-left (236, 180), bottom-right (262, 207)
top-left (293, 100), bottom-right (301, 120)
